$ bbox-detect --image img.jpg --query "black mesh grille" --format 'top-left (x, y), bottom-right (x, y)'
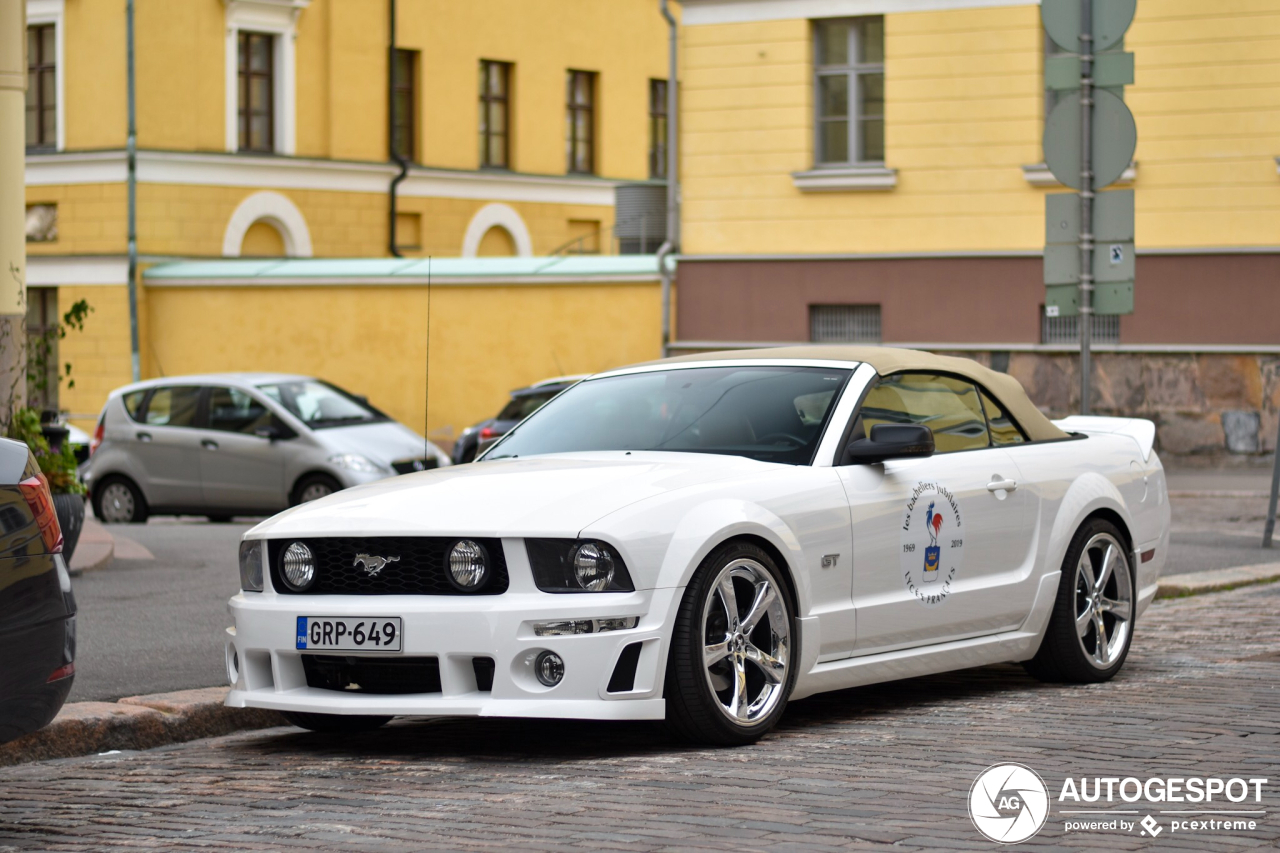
top-left (302, 655), bottom-right (441, 694)
top-left (269, 537), bottom-right (508, 595)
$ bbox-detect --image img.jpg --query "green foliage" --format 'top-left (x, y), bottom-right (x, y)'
top-left (5, 406), bottom-right (85, 495)
top-left (29, 298), bottom-right (94, 401)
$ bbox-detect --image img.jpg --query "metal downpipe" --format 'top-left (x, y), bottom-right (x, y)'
top-left (387, 0), bottom-right (409, 258)
top-left (659, 0), bottom-right (679, 358)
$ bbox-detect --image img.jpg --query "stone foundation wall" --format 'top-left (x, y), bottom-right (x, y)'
top-left (935, 351), bottom-right (1280, 457)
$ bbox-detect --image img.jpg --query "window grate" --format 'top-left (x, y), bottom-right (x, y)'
top-left (1041, 310), bottom-right (1120, 345)
top-left (810, 304), bottom-right (881, 343)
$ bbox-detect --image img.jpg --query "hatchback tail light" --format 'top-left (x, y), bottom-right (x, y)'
top-left (19, 473), bottom-right (63, 553)
top-left (479, 427), bottom-right (497, 440)
top-left (90, 417), bottom-right (105, 456)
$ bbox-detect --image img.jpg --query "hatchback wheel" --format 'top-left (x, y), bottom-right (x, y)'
top-left (665, 542), bottom-right (797, 745)
top-left (92, 477), bottom-right (149, 524)
top-left (1024, 519), bottom-right (1135, 683)
top-left (292, 474), bottom-right (341, 506)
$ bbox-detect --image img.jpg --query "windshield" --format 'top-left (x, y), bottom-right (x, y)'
top-left (497, 391), bottom-right (559, 422)
top-left (486, 365), bottom-right (852, 464)
top-left (258, 380), bottom-right (388, 430)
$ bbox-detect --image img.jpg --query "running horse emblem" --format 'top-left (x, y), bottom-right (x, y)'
top-left (353, 553), bottom-right (400, 576)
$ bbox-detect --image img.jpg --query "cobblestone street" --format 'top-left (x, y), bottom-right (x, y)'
top-left (2, 583), bottom-right (1277, 852)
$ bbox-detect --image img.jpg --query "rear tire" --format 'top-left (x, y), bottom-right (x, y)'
top-left (92, 476), bottom-right (149, 524)
top-left (1023, 518), bottom-right (1136, 683)
top-left (291, 474), bottom-right (341, 506)
top-left (664, 541), bottom-right (797, 745)
top-left (281, 711), bottom-right (392, 733)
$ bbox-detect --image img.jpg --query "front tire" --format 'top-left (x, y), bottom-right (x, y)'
top-left (291, 474), bottom-right (341, 506)
top-left (281, 711), bottom-right (392, 733)
top-left (1024, 519), bottom-right (1136, 683)
top-left (92, 476), bottom-right (149, 524)
top-left (665, 542), bottom-right (797, 745)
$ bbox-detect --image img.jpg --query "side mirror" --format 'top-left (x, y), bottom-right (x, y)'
top-left (842, 423), bottom-right (935, 465)
top-left (254, 424), bottom-right (286, 441)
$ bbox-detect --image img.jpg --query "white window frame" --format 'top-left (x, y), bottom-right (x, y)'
top-left (813, 17), bottom-right (883, 168)
top-left (223, 0), bottom-right (308, 155)
top-left (26, 0), bottom-right (65, 152)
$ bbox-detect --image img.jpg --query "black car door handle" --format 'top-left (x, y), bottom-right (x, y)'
top-left (136, 432), bottom-right (152, 442)
top-left (202, 439), bottom-right (219, 451)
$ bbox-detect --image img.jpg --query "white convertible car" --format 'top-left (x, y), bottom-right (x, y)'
top-left (226, 347), bottom-right (1170, 744)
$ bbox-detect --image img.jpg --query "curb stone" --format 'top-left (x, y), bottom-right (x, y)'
top-left (67, 517), bottom-right (114, 576)
top-left (0, 687), bottom-right (285, 767)
top-left (1155, 562), bottom-right (1280, 599)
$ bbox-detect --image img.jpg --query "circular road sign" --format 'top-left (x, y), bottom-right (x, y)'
top-left (1042, 0), bottom-right (1136, 54)
top-left (1043, 88), bottom-right (1137, 190)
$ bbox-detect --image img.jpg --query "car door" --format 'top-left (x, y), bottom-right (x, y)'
top-left (129, 385), bottom-right (204, 509)
top-left (834, 372), bottom-right (1039, 656)
top-left (197, 386), bottom-right (289, 512)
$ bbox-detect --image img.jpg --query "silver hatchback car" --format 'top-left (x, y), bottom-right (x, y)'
top-left (85, 373), bottom-right (449, 523)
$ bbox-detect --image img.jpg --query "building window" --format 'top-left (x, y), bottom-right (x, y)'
top-left (1041, 309), bottom-right (1120, 345)
top-left (26, 25), bottom-right (57, 150)
top-left (392, 49), bottom-right (418, 161)
top-left (810, 304), bottom-right (881, 343)
top-left (814, 18), bottom-right (884, 165)
top-left (479, 60), bottom-right (511, 168)
top-left (649, 79), bottom-right (668, 180)
top-left (26, 288), bottom-right (58, 412)
top-left (566, 70), bottom-right (596, 174)
top-left (25, 204), bottom-right (57, 243)
top-left (237, 31), bottom-right (275, 152)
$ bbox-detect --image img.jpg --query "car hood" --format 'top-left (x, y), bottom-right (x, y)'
top-left (313, 420), bottom-right (446, 467)
top-left (250, 451), bottom-right (775, 538)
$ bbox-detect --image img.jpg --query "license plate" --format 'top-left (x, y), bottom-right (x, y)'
top-left (296, 617), bottom-right (402, 652)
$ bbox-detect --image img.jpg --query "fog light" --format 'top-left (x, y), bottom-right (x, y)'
top-left (535, 651), bottom-right (565, 687)
top-left (281, 541), bottom-right (315, 591)
top-left (449, 539), bottom-right (489, 589)
top-left (594, 617), bottom-right (638, 633)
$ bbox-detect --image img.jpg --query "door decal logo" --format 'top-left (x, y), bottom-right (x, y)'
top-left (901, 480), bottom-right (964, 607)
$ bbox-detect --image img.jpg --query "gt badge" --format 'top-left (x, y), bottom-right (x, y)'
top-left (353, 553), bottom-right (400, 576)
top-left (821, 554), bottom-right (839, 568)
top-left (901, 481), bottom-right (964, 607)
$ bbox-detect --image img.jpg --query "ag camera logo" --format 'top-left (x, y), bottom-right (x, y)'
top-left (969, 763), bottom-right (1050, 844)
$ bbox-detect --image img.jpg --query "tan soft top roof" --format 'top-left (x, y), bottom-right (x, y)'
top-left (651, 345), bottom-right (1067, 442)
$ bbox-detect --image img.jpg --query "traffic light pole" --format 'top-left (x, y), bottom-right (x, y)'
top-left (1078, 3), bottom-right (1094, 416)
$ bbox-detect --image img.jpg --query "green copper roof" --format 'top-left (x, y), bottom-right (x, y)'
top-left (144, 255), bottom-right (669, 284)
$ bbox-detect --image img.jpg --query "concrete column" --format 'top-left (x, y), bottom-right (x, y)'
top-left (0, 0), bottom-right (27, 424)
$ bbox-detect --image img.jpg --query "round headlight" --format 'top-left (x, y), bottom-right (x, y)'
top-left (448, 539), bottom-right (489, 589)
top-left (535, 651), bottom-right (565, 687)
top-left (572, 542), bottom-right (615, 591)
top-left (281, 541), bottom-right (315, 591)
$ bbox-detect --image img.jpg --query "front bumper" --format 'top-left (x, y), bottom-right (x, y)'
top-left (225, 585), bottom-right (675, 721)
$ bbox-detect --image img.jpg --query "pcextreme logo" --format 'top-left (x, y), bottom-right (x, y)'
top-left (969, 764), bottom-right (1050, 844)
top-left (969, 763), bottom-right (1270, 844)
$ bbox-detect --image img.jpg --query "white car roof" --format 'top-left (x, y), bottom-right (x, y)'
top-left (108, 372), bottom-right (314, 396)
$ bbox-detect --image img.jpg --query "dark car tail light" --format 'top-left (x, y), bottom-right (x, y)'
top-left (89, 417), bottom-right (105, 456)
top-left (46, 662), bottom-right (75, 683)
top-left (479, 426), bottom-right (497, 440)
top-left (19, 473), bottom-right (63, 553)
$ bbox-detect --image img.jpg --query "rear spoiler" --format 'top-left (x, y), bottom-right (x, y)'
top-left (1051, 416), bottom-right (1156, 463)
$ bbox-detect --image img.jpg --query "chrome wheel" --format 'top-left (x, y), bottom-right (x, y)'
top-left (1073, 532), bottom-right (1133, 670)
top-left (299, 482), bottom-right (334, 503)
top-left (99, 482), bottom-right (136, 523)
top-left (701, 558), bottom-right (791, 726)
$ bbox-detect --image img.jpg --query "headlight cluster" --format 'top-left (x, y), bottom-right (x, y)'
top-left (447, 539), bottom-right (489, 590)
top-left (238, 539), bottom-right (264, 592)
top-left (327, 453), bottom-right (387, 474)
top-left (525, 539), bottom-right (634, 593)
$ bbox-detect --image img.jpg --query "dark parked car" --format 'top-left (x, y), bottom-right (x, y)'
top-left (0, 437), bottom-right (76, 745)
top-left (450, 375), bottom-right (585, 464)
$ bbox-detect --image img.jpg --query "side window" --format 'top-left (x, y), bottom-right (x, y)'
top-left (979, 389), bottom-right (1027, 446)
top-left (859, 373), bottom-right (990, 453)
top-left (207, 387), bottom-right (273, 434)
top-left (122, 390), bottom-right (148, 422)
top-left (143, 386), bottom-right (201, 428)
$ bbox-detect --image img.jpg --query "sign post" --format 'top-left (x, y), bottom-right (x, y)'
top-left (1041, 0), bottom-right (1136, 415)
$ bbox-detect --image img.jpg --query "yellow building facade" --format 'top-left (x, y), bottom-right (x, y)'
top-left (674, 0), bottom-right (1280, 349)
top-left (22, 0), bottom-right (674, 433)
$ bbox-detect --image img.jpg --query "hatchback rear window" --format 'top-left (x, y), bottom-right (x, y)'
top-left (122, 390), bottom-right (147, 422)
